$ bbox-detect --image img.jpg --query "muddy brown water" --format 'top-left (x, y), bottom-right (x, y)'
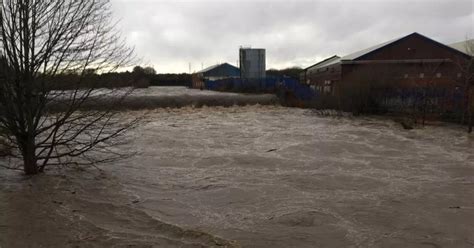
top-left (1, 105), bottom-right (473, 247)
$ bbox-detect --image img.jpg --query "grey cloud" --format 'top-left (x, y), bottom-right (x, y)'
top-left (111, 0), bottom-right (474, 73)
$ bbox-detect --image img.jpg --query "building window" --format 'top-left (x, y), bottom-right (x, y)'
top-left (322, 80), bottom-right (331, 94)
top-left (436, 73), bottom-right (441, 78)
top-left (324, 86), bottom-right (331, 93)
top-left (419, 73), bottom-right (424, 78)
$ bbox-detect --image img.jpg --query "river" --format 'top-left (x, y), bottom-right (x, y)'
top-left (1, 103), bottom-right (473, 247)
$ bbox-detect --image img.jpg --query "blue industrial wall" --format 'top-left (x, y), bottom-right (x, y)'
top-left (203, 76), bottom-right (467, 114)
top-left (204, 77), bottom-right (319, 102)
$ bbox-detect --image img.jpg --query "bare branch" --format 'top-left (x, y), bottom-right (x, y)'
top-left (0, 0), bottom-right (137, 175)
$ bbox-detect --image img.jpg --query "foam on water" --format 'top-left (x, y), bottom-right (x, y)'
top-left (1, 103), bottom-right (473, 247)
top-left (108, 105), bottom-right (474, 247)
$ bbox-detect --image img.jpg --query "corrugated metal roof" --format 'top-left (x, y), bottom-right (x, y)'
top-left (305, 33), bottom-right (470, 71)
top-left (449, 39), bottom-right (474, 55)
top-left (197, 63), bottom-right (226, 73)
top-left (305, 55), bottom-right (341, 70)
top-left (304, 34), bottom-right (414, 68)
top-left (196, 62), bottom-right (240, 78)
top-left (341, 34), bottom-right (412, 61)
top-left (340, 32), bottom-right (472, 61)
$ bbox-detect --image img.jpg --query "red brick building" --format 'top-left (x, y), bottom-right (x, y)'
top-left (300, 55), bottom-right (341, 94)
top-left (300, 32), bottom-right (471, 111)
top-left (300, 33), bottom-right (469, 95)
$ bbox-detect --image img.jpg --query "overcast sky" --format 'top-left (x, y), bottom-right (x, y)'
top-left (110, 0), bottom-right (474, 73)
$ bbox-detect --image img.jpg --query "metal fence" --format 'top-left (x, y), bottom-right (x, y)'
top-left (204, 77), bottom-right (319, 102)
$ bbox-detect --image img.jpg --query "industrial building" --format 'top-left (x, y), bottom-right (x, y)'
top-left (300, 32), bottom-right (471, 110)
top-left (239, 48), bottom-right (266, 80)
top-left (191, 48), bottom-right (268, 91)
top-left (191, 63), bottom-right (240, 89)
top-left (299, 55), bottom-right (341, 94)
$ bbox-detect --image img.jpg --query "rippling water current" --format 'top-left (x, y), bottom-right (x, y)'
top-left (1, 104), bottom-right (473, 247)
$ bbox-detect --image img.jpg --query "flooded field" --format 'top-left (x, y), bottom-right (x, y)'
top-left (1, 104), bottom-right (474, 247)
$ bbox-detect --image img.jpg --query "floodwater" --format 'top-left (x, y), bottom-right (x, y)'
top-left (1, 99), bottom-right (474, 247)
top-left (77, 86), bottom-right (278, 109)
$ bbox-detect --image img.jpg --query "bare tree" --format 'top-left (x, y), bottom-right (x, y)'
top-left (404, 61), bottom-right (446, 126)
top-left (454, 39), bottom-right (474, 133)
top-left (0, 0), bottom-right (136, 175)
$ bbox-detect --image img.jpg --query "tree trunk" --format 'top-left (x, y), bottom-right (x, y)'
top-left (22, 137), bottom-right (38, 175)
top-left (468, 88), bottom-right (473, 134)
top-left (468, 112), bottom-right (472, 134)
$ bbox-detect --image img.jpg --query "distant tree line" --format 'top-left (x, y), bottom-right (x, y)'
top-left (46, 66), bottom-right (192, 90)
top-left (130, 66), bottom-right (192, 87)
top-left (267, 67), bottom-right (303, 80)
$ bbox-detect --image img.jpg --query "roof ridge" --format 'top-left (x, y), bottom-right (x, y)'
top-left (304, 55), bottom-right (340, 70)
top-left (341, 33), bottom-right (414, 61)
top-left (197, 62), bottom-right (239, 73)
